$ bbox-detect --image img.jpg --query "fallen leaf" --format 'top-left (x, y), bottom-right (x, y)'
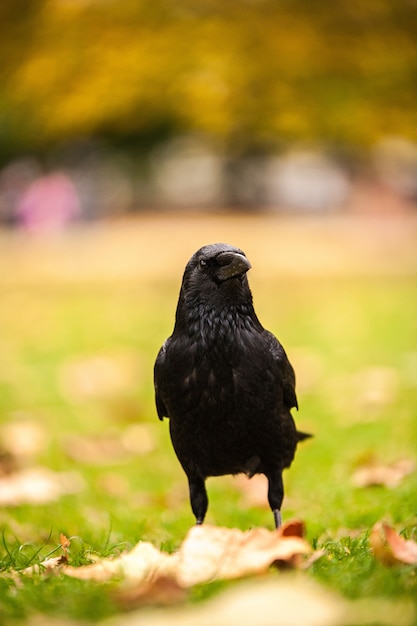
top-left (176, 522), bottom-right (311, 587)
top-left (0, 418), bottom-right (46, 460)
top-left (371, 522), bottom-right (417, 566)
top-left (352, 459), bottom-right (415, 488)
top-left (21, 555), bottom-right (68, 576)
top-left (96, 472), bottom-right (131, 496)
top-left (115, 575), bottom-right (187, 609)
top-left (63, 541), bottom-right (176, 583)
top-left (0, 450), bottom-right (19, 477)
top-left (280, 519), bottom-right (305, 538)
top-left (63, 434), bottom-right (131, 465)
top-left (62, 425), bottom-right (154, 465)
top-left (60, 534), bottom-right (71, 558)
top-left (0, 467), bottom-right (85, 506)
top-left (120, 424), bottom-right (155, 455)
top-left (106, 578), bottom-right (347, 626)
top-left (58, 521), bottom-right (311, 590)
top-left (58, 351), bottom-right (141, 401)
top-left (8, 521), bottom-right (312, 611)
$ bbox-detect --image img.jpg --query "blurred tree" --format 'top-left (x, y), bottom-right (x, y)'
top-left (0, 0), bottom-right (416, 162)
top-left (0, 1), bottom-right (41, 159)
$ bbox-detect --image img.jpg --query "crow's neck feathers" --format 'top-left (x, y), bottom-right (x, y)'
top-left (174, 274), bottom-right (263, 340)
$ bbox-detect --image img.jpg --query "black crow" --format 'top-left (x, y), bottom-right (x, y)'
top-left (154, 243), bottom-right (311, 528)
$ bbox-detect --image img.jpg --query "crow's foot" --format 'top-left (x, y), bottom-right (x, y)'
top-left (273, 509), bottom-right (282, 529)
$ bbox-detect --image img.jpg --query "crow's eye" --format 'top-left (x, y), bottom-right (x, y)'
top-left (199, 259), bottom-right (207, 268)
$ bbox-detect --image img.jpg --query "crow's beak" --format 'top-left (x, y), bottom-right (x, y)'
top-left (216, 251), bottom-right (252, 281)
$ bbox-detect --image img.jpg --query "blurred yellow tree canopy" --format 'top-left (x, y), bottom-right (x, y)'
top-left (0, 0), bottom-right (416, 159)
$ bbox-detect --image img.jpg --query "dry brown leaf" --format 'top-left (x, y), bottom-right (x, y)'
top-left (21, 555), bottom-right (68, 576)
top-left (60, 521), bottom-right (310, 590)
top-left (371, 522), bottom-right (417, 566)
top-left (63, 425), bottom-right (154, 465)
top-left (63, 541), bottom-right (176, 583)
top-left (119, 424), bottom-right (155, 455)
top-left (352, 459), bottom-right (415, 488)
top-left (60, 534), bottom-right (71, 558)
top-left (176, 522), bottom-right (311, 587)
top-left (0, 467), bottom-right (84, 506)
top-left (63, 434), bottom-right (131, 465)
top-left (96, 472), bottom-right (131, 497)
top-left (58, 351), bottom-right (141, 401)
top-left (8, 521), bottom-right (313, 610)
top-left (107, 578), bottom-right (347, 626)
top-left (0, 450), bottom-right (19, 476)
top-left (280, 519), bottom-right (305, 538)
top-left (0, 418), bottom-right (46, 460)
top-left (114, 575), bottom-right (187, 609)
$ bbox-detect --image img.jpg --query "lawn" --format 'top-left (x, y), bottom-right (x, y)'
top-left (0, 213), bottom-right (416, 624)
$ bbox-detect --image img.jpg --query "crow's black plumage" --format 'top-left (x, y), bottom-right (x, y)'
top-left (154, 243), bottom-right (310, 528)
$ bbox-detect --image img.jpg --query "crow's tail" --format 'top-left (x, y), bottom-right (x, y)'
top-left (297, 430), bottom-right (313, 442)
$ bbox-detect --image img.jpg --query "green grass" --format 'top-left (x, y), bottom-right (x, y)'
top-left (0, 216), bottom-right (416, 623)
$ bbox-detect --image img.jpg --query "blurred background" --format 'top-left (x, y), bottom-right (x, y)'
top-left (0, 0), bottom-right (417, 563)
top-left (0, 0), bottom-right (416, 226)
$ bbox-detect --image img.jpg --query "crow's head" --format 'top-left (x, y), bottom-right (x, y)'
top-left (186, 242), bottom-right (251, 284)
top-left (177, 243), bottom-right (253, 315)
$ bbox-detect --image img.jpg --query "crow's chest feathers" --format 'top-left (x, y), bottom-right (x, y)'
top-left (189, 305), bottom-right (257, 358)
top-left (178, 308), bottom-right (264, 415)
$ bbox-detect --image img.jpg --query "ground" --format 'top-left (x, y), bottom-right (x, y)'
top-left (0, 212), bottom-right (416, 624)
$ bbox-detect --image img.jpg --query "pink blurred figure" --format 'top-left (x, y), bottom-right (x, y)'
top-left (17, 172), bottom-right (81, 233)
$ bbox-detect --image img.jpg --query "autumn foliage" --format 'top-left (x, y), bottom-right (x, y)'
top-left (0, 0), bottom-right (416, 161)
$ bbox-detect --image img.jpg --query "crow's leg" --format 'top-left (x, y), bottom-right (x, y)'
top-left (266, 469), bottom-right (284, 529)
top-left (273, 509), bottom-right (282, 529)
top-left (188, 475), bottom-right (208, 525)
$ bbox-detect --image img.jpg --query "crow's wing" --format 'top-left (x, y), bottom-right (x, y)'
top-left (154, 340), bottom-right (169, 420)
top-left (264, 330), bottom-right (298, 411)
